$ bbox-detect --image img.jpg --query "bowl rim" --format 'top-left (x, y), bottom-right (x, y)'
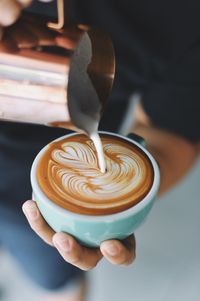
top-left (31, 131), bottom-right (160, 222)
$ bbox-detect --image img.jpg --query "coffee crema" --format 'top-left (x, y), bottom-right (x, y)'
top-left (37, 134), bottom-right (154, 215)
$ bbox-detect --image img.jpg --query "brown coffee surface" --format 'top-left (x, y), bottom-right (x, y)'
top-left (37, 134), bottom-right (154, 215)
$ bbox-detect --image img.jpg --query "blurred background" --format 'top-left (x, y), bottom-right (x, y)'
top-left (0, 146), bottom-right (199, 301)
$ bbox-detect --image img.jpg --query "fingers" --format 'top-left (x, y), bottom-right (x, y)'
top-left (39, 0), bottom-right (54, 2)
top-left (0, 0), bottom-right (32, 41)
top-left (78, 24), bottom-right (90, 31)
top-left (55, 35), bottom-right (77, 50)
top-left (26, 20), bottom-right (57, 46)
top-left (23, 200), bottom-right (135, 269)
top-left (6, 21), bottom-right (38, 48)
top-left (0, 0), bottom-right (55, 32)
top-left (0, 0), bottom-right (21, 26)
top-left (0, 37), bottom-right (18, 52)
top-left (55, 27), bottom-right (83, 50)
top-left (52, 233), bottom-right (135, 270)
top-left (22, 200), bottom-right (55, 246)
top-left (53, 232), bottom-right (103, 271)
top-left (100, 235), bottom-right (136, 266)
top-left (16, 0), bottom-right (32, 7)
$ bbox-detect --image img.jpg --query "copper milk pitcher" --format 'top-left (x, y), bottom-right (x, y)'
top-left (0, 0), bottom-right (115, 133)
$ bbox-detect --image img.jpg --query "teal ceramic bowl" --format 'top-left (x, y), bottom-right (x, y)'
top-left (31, 131), bottom-right (160, 247)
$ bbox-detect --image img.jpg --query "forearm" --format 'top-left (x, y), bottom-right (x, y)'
top-left (132, 124), bottom-right (199, 196)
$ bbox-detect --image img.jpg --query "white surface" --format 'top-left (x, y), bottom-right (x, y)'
top-left (0, 157), bottom-right (200, 301)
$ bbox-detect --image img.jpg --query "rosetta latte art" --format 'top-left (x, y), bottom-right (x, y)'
top-left (37, 135), bottom-right (153, 215)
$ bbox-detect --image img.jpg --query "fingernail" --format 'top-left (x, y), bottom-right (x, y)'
top-left (23, 203), bottom-right (38, 220)
top-left (105, 243), bottom-right (119, 256)
top-left (55, 236), bottom-right (71, 252)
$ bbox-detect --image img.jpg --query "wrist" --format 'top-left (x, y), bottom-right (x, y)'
top-left (132, 124), bottom-right (199, 195)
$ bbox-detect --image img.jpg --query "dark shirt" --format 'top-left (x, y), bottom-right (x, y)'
top-left (69, 0), bottom-right (200, 142)
top-left (27, 0), bottom-right (200, 141)
top-left (0, 0), bottom-right (200, 207)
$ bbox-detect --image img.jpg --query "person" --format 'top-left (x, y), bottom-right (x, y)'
top-left (0, 1), bottom-right (200, 301)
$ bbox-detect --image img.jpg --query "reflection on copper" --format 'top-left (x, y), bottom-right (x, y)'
top-left (47, 0), bottom-right (65, 30)
top-left (0, 12), bottom-right (115, 130)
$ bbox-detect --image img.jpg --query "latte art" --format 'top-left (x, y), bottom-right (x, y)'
top-left (37, 134), bottom-right (154, 215)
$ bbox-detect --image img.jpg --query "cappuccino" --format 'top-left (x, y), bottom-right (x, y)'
top-left (37, 133), bottom-right (154, 215)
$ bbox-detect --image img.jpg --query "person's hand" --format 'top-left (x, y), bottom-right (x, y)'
top-left (0, 0), bottom-right (54, 40)
top-left (22, 200), bottom-right (136, 270)
top-left (0, 1), bottom-right (86, 54)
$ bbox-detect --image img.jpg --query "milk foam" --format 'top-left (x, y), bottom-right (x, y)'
top-left (37, 134), bottom-right (153, 215)
top-left (50, 140), bottom-right (144, 204)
